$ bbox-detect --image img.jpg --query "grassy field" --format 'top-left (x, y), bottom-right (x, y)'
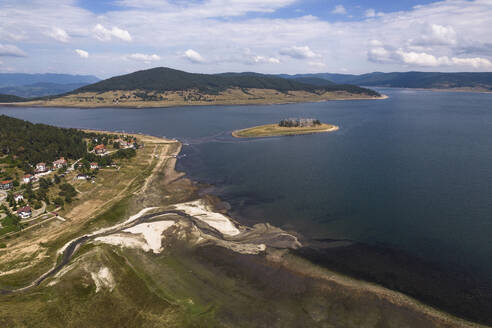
top-left (11, 88), bottom-right (384, 108)
top-left (232, 123), bottom-right (339, 138)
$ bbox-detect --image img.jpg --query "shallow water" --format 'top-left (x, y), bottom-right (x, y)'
top-left (2, 88), bottom-right (492, 279)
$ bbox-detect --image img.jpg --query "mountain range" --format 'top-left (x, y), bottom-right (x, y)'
top-left (280, 71), bottom-right (492, 91)
top-left (0, 73), bottom-right (100, 98)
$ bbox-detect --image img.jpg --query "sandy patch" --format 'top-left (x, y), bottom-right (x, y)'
top-left (95, 234), bottom-right (150, 252)
top-left (95, 220), bottom-right (175, 254)
top-left (123, 220), bottom-right (175, 253)
top-left (90, 267), bottom-right (115, 292)
top-left (173, 200), bottom-right (240, 236)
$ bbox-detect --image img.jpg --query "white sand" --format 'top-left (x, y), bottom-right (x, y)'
top-left (123, 220), bottom-right (175, 253)
top-left (58, 207), bottom-right (158, 255)
top-left (173, 200), bottom-right (240, 236)
top-left (95, 234), bottom-right (150, 252)
top-left (95, 220), bottom-right (175, 254)
top-left (90, 267), bottom-right (115, 292)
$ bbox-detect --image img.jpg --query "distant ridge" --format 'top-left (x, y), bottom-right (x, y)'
top-left (280, 71), bottom-right (492, 91)
top-left (0, 94), bottom-right (26, 102)
top-left (0, 73), bottom-right (100, 98)
top-left (74, 67), bottom-right (379, 96)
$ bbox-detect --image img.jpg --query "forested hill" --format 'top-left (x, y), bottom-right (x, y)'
top-left (0, 94), bottom-right (27, 102)
top-left (73, 67), bottom-right (379, 96)
top-left (281, 72), bottom-right (492, 90)
top-left (0, 115), bottom-right (87, 165)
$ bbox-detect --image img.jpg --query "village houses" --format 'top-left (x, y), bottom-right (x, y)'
top-left (53, 157), bottom-right (67, 169)
top-left (14, 194), bottom-right (24, 203)
top-left (0, 180), bottom-right (13, 190)
top-left (35, 162), bottom-right (48, 173)
top-left (17, 206), bottom-right (32, 219)
top-left (23, 174), bottom-right (33, 184)
top-left (94, 144), bottom-right (106, 154)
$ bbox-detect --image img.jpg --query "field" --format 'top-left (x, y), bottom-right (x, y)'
top-left (232, 123), bottom-right (339, 138)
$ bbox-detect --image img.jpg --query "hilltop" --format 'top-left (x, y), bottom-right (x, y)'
top-left (4, 67), bottom-right (382, 108)
top-left (281, 71), bottom-right (492, 92)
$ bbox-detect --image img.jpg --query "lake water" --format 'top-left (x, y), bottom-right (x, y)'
top-left (1, 88), bottom-right (492, 279)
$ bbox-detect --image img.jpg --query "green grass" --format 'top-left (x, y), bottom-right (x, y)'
top-left (232, 123), bottom-right (338, 138)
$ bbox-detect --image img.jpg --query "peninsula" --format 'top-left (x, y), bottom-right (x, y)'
top-left (1, 67), bottom-right (383, 108)
top-left (233, 118), bottom-right (339, 138)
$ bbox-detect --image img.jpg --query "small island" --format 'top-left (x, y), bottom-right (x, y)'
top-left (232, 118), bottom-right (339, 138)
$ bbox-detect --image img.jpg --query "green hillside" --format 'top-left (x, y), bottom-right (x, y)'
top-left (73, 67), bottom-right (380, 96)
top-left (0, 94), bottom-right (27, 102)
top-left (0, 115), bottom-right (87, 165)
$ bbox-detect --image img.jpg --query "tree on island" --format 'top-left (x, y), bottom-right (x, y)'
top-left (279, 118), bottom-right (321, 128)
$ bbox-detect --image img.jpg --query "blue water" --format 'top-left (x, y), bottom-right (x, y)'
top-left (1, 88), bottom-right (491, 277)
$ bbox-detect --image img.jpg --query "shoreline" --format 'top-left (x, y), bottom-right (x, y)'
top-left (0, 94), bottom-right (386, 110)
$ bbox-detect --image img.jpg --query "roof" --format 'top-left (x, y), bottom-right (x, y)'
top-left (94, 144), bottom-right (106, 150)
top-left (17, 206), bottom-right (31, 213)
top-left (53, 157), bottom-right (67, 164)
top-left (90, 162), bottom-right (98, 165)
top-left (37, 162), bottom-right (46, 166)
top-left (1, 180), bottom-right (13, 185)
top-left (24, 174), bottom-right (32, 178)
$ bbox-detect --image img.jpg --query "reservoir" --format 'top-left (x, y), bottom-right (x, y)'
top-left (1, 87), bottom-right (492, 280)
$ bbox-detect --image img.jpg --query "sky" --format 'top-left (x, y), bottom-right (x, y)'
top-left (0, 0), bottom-right (492, 78)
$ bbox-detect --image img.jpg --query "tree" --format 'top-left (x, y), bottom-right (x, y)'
top-left (53, 197), bottom-right (64, 208)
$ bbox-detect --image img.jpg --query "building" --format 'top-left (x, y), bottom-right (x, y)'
top-left (0, 180), bottom-right (13, 190)
top-left (35, 162), bottom-right (47, 173)
top-left (76, 174), bottom-right (89, 180)
top-left (14, 194), bottom-right (24, 202)
top-left (94, 144), bottom-right (106, 154)
top-left (90, 162), bottom-right (99, 169)
top-left (53, 157), bottom-right (67, 169)
top-left (23, 174), bottom-right (33, 184)
top-left (17, 206), bottom-right (32, 219)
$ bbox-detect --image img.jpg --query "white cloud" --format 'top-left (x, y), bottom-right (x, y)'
top-left (0, 43), bottom-right (26, 57)
top-left (47, 27), bottom-right (70, 42)
top-left (368, 47), bottom-right (394, 63)
top-left (93, 24), bottom-right (132, 42)
top-left (308, 61), bottom-right (326, 68)
top-left (414, 24), bottom-right (457, 46)
top-left (387, 49), bottom-right (492, 69)
top-left (279, 46), bottom-right (319, 59)
top-left (365, 9), bottom-right (376, 17)
top-left (75, 49), bottom-right (89, 58)
top-left (183, 49), bottom-right (205, 63)
top-left (365, 8), bottom-right (384, 18)
top-left (331, 5), bottom-right (347, 15)
top-left (127, 53), bottom-right (160, 61)
top-left (0, 0), bottom-right (492, 75)
top-left (253, 56), bottom-right (280, 64)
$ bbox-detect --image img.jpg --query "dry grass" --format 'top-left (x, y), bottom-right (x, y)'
top-left (14, 88), bottom-right (383, 108)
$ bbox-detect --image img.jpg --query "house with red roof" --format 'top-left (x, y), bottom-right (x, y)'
top-left (17, 206), bottom-right (32, 219)
top-left (0, 180), bottom-right (13, 190)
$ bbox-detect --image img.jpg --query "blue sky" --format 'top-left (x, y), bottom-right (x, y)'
top-left (0, 0), bottom-right (491, 77)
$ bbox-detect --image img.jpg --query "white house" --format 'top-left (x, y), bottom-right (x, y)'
top-left (77, 174), bottom-right (89, 180)
top-left (0, 180), bottom-right (13, 190)
top-left (17, 206), bottom-right (32, 219)
top-left (14, 194), bottom-right (24, 202)
top-left (23, 174), bottom-right (33, 184)
top-left (53, 157), bottom-right (67, 169)
top-left (90, 162), bottom-right (98, 169)
top-left (35, 162), bottom-right (47, 173)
